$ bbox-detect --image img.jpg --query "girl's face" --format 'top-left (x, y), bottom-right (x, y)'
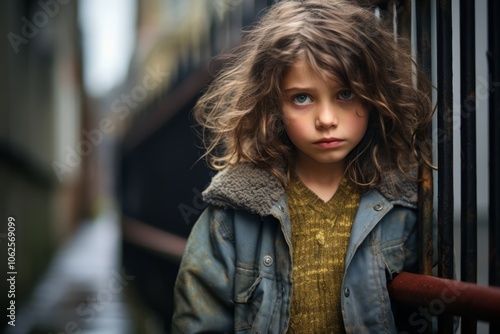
top-left (282, 59), bottom-right (369, 174)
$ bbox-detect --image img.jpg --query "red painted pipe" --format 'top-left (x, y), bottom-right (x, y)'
top-left (388, 272), bottom-right (500, 323)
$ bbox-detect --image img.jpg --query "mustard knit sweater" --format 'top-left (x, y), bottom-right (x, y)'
top-left (286, 177), bottom-right (360, 334)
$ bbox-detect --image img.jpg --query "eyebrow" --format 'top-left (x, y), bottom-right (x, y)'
top-left (283, 87), bottom-right (317, 93)
top-left (283, 84), bottom-right (348, 94)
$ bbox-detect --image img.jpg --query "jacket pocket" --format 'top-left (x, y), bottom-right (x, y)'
top-left (234, 269), bottom-right (263, 331)
top-left (380, 243), bottom-right (405, 281)
top-left (235, 276), bottom-right (262, 303)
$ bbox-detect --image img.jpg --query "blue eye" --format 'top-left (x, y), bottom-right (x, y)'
top-left (338, 90), bottom-right (355, 100)
top-left (293, 94), bottom-right (312, 105)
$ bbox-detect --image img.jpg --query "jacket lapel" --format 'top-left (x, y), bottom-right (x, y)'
top-left (344, 189), bottom-right (393, 269)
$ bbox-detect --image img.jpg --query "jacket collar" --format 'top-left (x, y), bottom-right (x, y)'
top-left (202, 163), bottom-right (286, 216)
top-left (202, 163), bottom-right (418, 216)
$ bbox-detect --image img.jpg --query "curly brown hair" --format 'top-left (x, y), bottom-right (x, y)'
top-left (194, 0), bottom-right (434, 188)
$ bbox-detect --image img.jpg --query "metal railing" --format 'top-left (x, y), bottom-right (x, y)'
top-left (385, 0), bottom-right (500, 333)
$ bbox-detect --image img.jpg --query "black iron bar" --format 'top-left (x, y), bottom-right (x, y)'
top-left (460, 0), bottom-right (477, 333)
top-left (436, 0), bottom-right (454, 282)
top-left (416, 0), bottom-right (434, 279)
top-left (415, 2), bottom-right (433, 329)
top-left (488, 0), bottom-right (500, 333)
top-left (436, 0), bottom-right (454, 333)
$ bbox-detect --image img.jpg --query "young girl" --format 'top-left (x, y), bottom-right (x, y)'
top-left (171, 0), bottom-right (433, 333)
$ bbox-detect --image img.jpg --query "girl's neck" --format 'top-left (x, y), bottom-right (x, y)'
top-left (294, 158), bottom-right (345, 202)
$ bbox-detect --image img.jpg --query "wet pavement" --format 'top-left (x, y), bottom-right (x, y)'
top-left (5, 209), bottom-right (134, 334)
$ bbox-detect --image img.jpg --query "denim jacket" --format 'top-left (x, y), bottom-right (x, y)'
top-left (171, 163), bottom-right (419, 333)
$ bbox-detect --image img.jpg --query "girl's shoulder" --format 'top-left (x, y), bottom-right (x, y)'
top-left (202, 163), bottom-right (285, 216)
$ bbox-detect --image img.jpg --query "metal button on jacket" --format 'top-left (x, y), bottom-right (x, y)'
top-left (344, 287), bottom-right (350, 297)
top-left (373, 204), bottom-right (383, 211)
top-left (263, 255), bottom-right (273, 267)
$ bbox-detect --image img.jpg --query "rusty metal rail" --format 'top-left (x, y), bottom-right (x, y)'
top-left (388, 272), bottom-right (500, 324)
top-left (122, 215), bottom-right (187, 263)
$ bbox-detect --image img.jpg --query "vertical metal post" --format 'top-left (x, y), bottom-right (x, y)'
top-left (436, 0), bottom-right (454, 333)
top-left (488, 0), bottom-right (500, 333)
top-left (460, 0), bottom-right (477, 333)
top-left (415, 0), bottom-right (434, 278)
top-left (415, 4), bottom-right (434, 331)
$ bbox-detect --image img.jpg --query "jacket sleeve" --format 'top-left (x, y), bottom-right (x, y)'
top-left (171, 206), bottom-right (236, 334)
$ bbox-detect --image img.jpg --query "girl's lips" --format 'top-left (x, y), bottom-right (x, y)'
top-left (314, 138), bottom-right (344, 148)
top-left (315, 137), bottom-right (342, 143)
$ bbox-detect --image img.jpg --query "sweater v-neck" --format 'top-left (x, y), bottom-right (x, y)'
top-left (288, 176), bottom-right (356, 217)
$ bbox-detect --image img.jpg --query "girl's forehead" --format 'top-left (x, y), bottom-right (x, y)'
top-left (283, 58), bottom-right (346, 88)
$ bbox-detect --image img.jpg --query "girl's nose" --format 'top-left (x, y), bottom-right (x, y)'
top-left (316, 103), bottom-right (339, 128)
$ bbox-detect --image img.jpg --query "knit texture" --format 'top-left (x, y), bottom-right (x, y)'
top-left (286, 177), bottom-right (360, 334)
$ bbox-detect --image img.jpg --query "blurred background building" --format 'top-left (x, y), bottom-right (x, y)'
top-left (1, 0), bottom-right (92, 331)
top-left (0, 0), bottom-right (493, 333)
top-left (118, 1), bottom-right (279, 331)
top-left (1, 0), bottom-right (275, 333)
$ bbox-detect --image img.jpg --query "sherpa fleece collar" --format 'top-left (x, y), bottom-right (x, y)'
top-left (202, 163), bottom-right (418, 216)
